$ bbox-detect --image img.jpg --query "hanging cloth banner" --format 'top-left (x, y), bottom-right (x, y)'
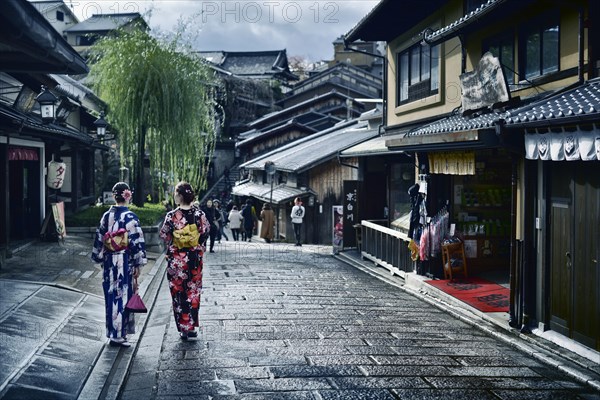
top-left (525, 129), bottom-right (600, 161)
top-left (8, 147), bottom-right (38, 161)
top-left (428, 152), bottom-right (475, 175)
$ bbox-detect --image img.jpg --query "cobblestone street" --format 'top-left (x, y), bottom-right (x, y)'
top-left (122, 241), bottom-right (600, 400)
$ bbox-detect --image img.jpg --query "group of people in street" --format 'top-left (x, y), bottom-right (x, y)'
top-left (91, 182), bottom-right (305, 347)
top-left (92, 181), bottom-right (306, 345)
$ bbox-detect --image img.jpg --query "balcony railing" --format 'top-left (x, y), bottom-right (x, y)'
top-left (360, 219), bottom-right (415, 277)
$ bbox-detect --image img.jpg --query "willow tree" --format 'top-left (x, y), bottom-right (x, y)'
top-left (88, 28), bottom-right (218, 206)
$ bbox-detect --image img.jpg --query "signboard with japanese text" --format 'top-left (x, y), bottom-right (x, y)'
top-left (460, 52), bottom-right (509, 112)
top-left (343, 180), bottom-right (359, 248)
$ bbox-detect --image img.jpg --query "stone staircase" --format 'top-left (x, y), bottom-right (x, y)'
top-left (199, 164), bottom-right (241, 206)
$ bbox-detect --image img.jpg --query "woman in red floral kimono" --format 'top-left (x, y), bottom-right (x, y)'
top-left (159, 182), bottom-right (210, 339)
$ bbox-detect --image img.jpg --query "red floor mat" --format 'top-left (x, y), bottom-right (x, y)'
top-left (424, 277), bottom-right (510, 313)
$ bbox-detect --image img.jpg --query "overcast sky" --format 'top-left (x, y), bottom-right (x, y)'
top-left (69, 1), bottom-right (379, 62)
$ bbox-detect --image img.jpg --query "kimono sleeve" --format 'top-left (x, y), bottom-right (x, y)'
top-left (91, 213), bottom-right (108, 263)
top-left (198, 212), bottom-right (210, 245)
top-left (126, 212), bottom-right (147, 268)
top-left (159, 212), bottom-right (173, 244)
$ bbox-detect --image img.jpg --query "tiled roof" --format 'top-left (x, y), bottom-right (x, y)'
top-left (504, 79), bottom-right (600, 127)
top-left (424, 0), bottom-right (507, 45)
top-left (64, 13), bottom-right (142, 32)
top-left (241, 120), bottom-right (378, 172)
top-left (197, 50), bottom-right (298, 80)
top-left (236, 119), bottom-right (317, 148)
top-left (405, 78), bottom-right (600, 137)
top-left (231, 181), bottom-right (313, 204)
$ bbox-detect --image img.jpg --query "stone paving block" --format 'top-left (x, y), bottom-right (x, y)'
top-left (267, 345), bottom-right (352, 356)
top-left (248, 354), bottom-right (308, 366)
top-left (120, 387), bottom-right (154, 400)
top-left (270, 365), bottom-right (363, 378)
top-left (495, 389), bottom-right (596, 399)
top-left (344, 345), bottom-right (398, 356)
top-left (287, 338), bottom-right (366, 347)
top-left (212, 392), bottom-right (314, 400)
top-left (234, 377), bottom-right (332, 393)
top-left (1, 384), bottom-right (76, 400)
top-left (160, 356), bottom-right (249, 370)
top-left (391, 388), bottom-right (501, 400)
top-left (324, 331), bottom-right (396, 340)
top-left (331, 376), bottom-right (429, 389)
top-left (245, 331), bottom-right (322, 340)
top-left (41, 334), bottom-right (104, 365)
top-left (124, 370), bottom-right (157, 390)
top-left (159, 368), bottom-right (216, 382)
top-left (390, 346), bottom-right (506, 357)
top-left (361, 365), bottom-right (450, 377)
top-left (426, 376), bottom-right (577, 390)
top-left (0, 281), bottom-right (39, 316)
top-left (130, 354), bottom-right (162, 375)
top-left (318, 389), bottom-right (397, 400)
top-left (214, 366), bottom-right (270, 380)
top-left (307, 355), bottom-right (374, 366)
top-left (61, 316), bottom-right (105, 341)
top-left (446, 366), bottom-right (543, 378)
top-left (13, 355), bottom-right (91, 396)
top-left (157, 378), bottom-right (235, 396)
top-left (372, 355), bottom-right (461, 366)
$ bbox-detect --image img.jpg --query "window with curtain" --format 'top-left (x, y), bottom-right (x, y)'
top-left (396, 42), bottom-right (439, 105)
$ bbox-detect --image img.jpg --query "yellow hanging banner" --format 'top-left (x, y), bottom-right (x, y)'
top-left (429, 152), bottom-right (475, 175)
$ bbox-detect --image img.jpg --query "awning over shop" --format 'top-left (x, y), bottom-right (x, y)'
top-left (231, 181), bottom-right (314, 204)
top-left (340, 135), bottom-right (404, 157)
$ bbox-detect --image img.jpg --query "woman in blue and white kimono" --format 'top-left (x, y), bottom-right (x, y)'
top-left (92, 182), bottom-right (147, 347)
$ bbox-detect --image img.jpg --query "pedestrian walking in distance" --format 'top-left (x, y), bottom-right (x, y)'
top-left (291, 197), bottom-right (305, 246)
top-left (214, 200), bottom-right (229, 242)
top-left (228, 205), bottom-right (243, 241)
top-left (159, 182), bottom-right (210, 340)
top-left (241, 198), bottom-right (258, 242)
top-left (259, 203), bottom-right (275, 243)
top-left (91, 182), bottom-right (147, 348)
top-left (202, 199), bottom-right (219, 253)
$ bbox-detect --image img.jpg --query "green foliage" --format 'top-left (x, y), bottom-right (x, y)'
top-left (88, 28), bottom-right (219, 201)
top-left (66, 203), bottom-right (166, 227)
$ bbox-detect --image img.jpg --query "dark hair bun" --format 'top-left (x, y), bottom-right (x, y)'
top-left (175, 181), bottom-right (195, 204)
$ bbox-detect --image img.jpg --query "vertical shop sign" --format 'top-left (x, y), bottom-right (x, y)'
top-left (332, 205), bottom-right (343, 253)
top-left (343, 181), bottom-right (359, 248)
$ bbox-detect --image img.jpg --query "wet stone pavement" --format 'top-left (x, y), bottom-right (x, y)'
top-left (0, 236), bottom-right (162, 399)
top-left (121, 241), bottom-right (600, 400)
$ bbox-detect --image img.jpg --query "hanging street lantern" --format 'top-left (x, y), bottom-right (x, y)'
top-left (36, 85), bottom-right (58, 123)
top-left (94, 111), bottom-right (108, 138)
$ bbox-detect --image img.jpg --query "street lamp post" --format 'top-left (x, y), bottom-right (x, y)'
top-left (264, 161), bottom-right (277, 239)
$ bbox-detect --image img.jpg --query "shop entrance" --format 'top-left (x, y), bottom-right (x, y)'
top-left (9, 158), bottom-right (41, 240)
top-left (548, 162), bottom-right (599, 351)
